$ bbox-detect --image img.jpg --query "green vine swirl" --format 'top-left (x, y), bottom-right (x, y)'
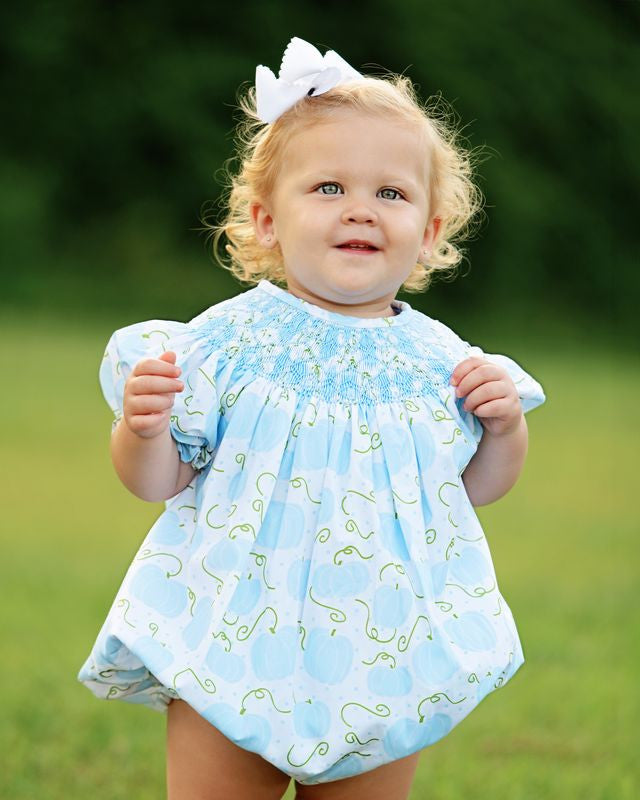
top-left (249, 551), bottom-right (275, 589)
top-left (333, 545), bottom-right (373, 565)
top-left (200, 557), bottom-right (224, 595)
top-left (361, 651), bottom-right (397, 668)
top-left (445, 579), bottom-right (496, 598)
top-left (417, 691), bottom-right (466, 721)
top-left (240, 686), bottom-right (291, 716)
top-left (340, 702), bottom-right (391, 728)
top-left (397, 615), bottom-right (432, 652)
top-left (172, 668), bottom-right (216, 695)
top-left (289, 476), bottom-right (321, 503)
top-left (309, 587), bottom-right (347, 623)
top-left (211, 631), bottom-right (232, 652)
top-left (116, 598), bottom-right (136, 628)
top-left (236, 606), bottom-right (278, 641)
top-left (344, 732), bottom-right (380, 746)
top-left (286, 741), bottom-right (329, 768)
top-left (355, 599), bottom-right (396, 643)
top-left (136, 549), bottom-right (182, 577)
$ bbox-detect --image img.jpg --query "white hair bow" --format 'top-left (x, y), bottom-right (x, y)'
top-left (255, 37), bottom-right (362, 124)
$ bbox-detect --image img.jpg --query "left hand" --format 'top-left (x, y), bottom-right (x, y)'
top-left (449, 356), bottom-right (523, 437)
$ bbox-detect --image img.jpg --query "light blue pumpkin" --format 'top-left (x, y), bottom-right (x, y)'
top-left (475, 674), bottom-right (496, 704)
top-left (182, 598), bottom-right (212, 650)
top-left (189, 525), bottom-right (203, 552)
top-left (379, 512), bottom-right (412, 561)
top-left (372, 584), bottom-right (412, 627)
top-left (410, 422), bottom-right (436, 471)
top-left (228, 468), bottom-right (248, 501)
top-left (379, 423), bottom-right (412, 475)
top-left (287, 558), bottom-right (311, 601)
top-left (249, 403), bottom-right (290, 451)
top-left (412, 631), bottom-right (459, 683)
top-left (293, 699), bottom-right (331, 738)
top-left (205, 641), bottom-right (245, 682)
top-left (229, 575), bottom-right (261, 615)
top-left (296, 419), bottom-right (331, 470)
top-left (312, 562), bottom-right (370, 598)
top-left (317, 487), bottom-right (336, 523)
top-left (444, 611), bottom-right (497, 651)
top-left (453, 430), bottom-right (475, 471)
top-left (202, 702), bottom-right (271, 754)
top-left (430, 561), bottom-right (449, 596)
top-left (419, 487), bottom-right (433, 527)
top-left (132, 635), bottom-right (174, 675)
top-left (367, 665), bottom-right (413, 697)
top-left (382, 713), bottom-right (452, 759)
top-left (250, 625), bottom-right (298, 680)
top-left (447, 547), bottom-right (491, 587)
top-left (371, 459), bottom-right (390, 491)
top-left (418, 712), bottom-right (452, 747)
top-left (327, 427), bottom-right (351, 475)
top-left (382, 717), bottom-right (424, 759)
top-left (205, 538), bottom-right (241, 571)
top-left (149, 511), bottom-right (187, 546)
top-left (256, 501), bottom-right (304, 549)
top-left (130, 564), bottom-right (188, 617)
top-left (311, 754), bottom-right (363, 782)
top-left (303, 628), bottom-right (353, 685)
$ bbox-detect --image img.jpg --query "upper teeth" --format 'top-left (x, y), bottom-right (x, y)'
top-left (347, 244), bottom-right (369, 248)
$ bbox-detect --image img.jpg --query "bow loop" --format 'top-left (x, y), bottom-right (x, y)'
top-left (255, 37), bottom-right (362, 124)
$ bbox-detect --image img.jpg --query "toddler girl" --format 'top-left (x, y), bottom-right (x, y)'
top-left (78, 36), bottom-right (546, 800)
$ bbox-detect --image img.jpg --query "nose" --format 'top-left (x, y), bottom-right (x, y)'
top-left (341, 198), bottom-right (378, 225)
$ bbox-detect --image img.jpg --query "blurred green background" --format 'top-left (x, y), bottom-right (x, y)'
top-left (1, 1), bottom-right (636, 798)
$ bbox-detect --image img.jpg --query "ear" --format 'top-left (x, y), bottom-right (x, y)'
top-left (421, 216), bottom-right (442, 257)
top-left (250, 201), bottom-right (278, 248)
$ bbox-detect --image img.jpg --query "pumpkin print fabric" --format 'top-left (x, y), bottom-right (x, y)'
top-left (77, 279), bottom-right (546, 785)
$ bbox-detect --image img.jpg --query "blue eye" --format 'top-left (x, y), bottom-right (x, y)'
top-left (379, 187), bottom-right (404, 200)
top-left (316, 183), bottom-right (341, 195)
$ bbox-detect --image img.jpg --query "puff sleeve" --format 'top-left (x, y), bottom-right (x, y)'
top-left (439, 327), bottom-right (546, 447)
top-left (98, 319), bottom-right (222, 471)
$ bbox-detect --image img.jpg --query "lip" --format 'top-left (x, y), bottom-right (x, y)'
top-left (335, 239), bottom-right (381, 253)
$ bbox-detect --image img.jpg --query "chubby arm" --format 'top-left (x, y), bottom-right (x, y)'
top-left (450, 356), bottom-right (529, 507)
top-left (460, 414), bottom-right (528, 506)
top-left (109, 350), bottom-right (197, 503)
top-left (111, 419), bottom-right (197, 502)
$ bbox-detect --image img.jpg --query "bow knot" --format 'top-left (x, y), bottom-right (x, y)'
top-left (255, 37), bottom-right (361, 124)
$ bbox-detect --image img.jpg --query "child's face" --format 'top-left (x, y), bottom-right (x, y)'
top-left (251, 111), bottom-right (440, 316)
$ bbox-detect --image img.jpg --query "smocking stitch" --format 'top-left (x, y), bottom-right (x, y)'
top-left (187, 283), bottom-right (462, 405)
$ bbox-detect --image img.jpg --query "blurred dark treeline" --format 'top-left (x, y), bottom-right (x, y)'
top-left (1, 0), bottom-right (635, 341)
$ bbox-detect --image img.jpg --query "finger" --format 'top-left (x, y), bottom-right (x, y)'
top-left (157, 351), bottom-right (182, 374)
top-left (462, 382), bottom-right (506, 412)
top-left (127, 410), bottom-right (172, 434)
top-left (129, 375), bottom-right (184, 395)
top-left (449, 356), bottom-right (486, 386)
top-left (132, 357), bottom-right (182, 378)
top-left (127, 394), bottom-right (176, 414)
top-left (454, 364), bottom-right (501, 398)
top-left (466, 398), bottom-right (510, 418)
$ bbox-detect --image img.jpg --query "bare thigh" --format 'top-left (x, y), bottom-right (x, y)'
top-left (294, 751), bottom-right (421, 800)
top-left (166, 698), bottom-right (291, 800)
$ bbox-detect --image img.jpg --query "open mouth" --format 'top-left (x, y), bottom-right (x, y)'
top-left (336, 242), bottom-right (379, 253)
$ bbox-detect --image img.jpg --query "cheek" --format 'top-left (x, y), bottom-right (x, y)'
top-left (391, 216), bottom-right (425, 245)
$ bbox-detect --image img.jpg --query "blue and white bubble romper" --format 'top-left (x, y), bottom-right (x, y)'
top-left (78, 278), bottom-right (546, 785)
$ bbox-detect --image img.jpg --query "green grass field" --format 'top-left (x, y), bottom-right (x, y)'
top-left (1, 310), bottom-right (636, 799)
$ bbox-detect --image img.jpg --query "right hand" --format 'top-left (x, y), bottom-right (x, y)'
top-left (122, 350), bottom-right (185, 439)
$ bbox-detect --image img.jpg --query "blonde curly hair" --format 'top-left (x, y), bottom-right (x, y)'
top-left (203, 71), bottom-right (487, 293)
